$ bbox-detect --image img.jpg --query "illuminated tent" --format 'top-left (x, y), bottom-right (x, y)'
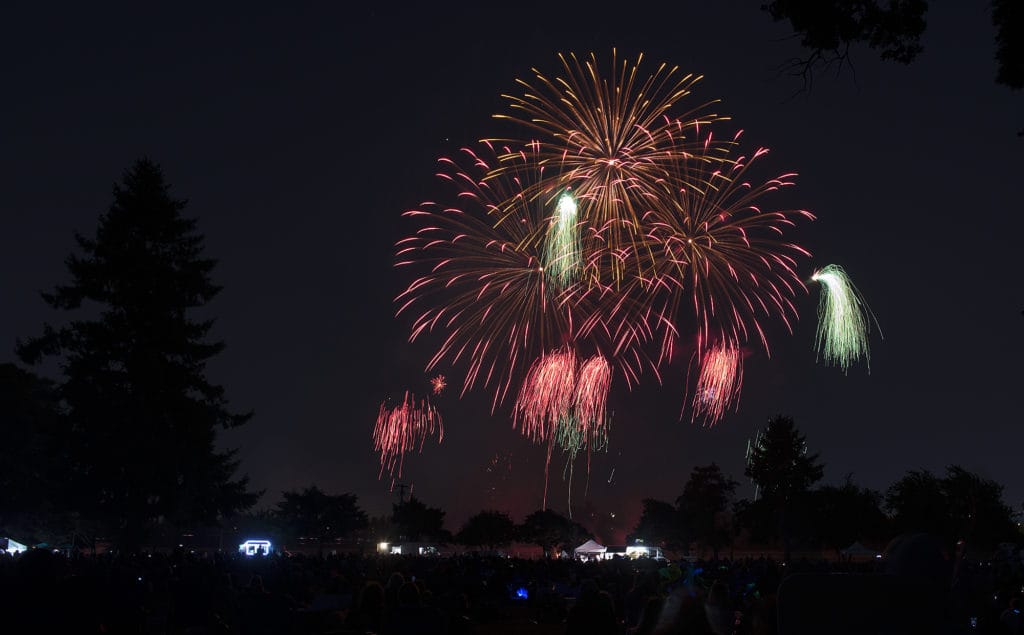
top-left (574, 539), bottom-right (607, 556)
top-left (841, 541), bottom-right (879, 558)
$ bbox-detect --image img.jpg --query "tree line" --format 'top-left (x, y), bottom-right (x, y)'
top-left (633, 415), bottom-right (1020, 560)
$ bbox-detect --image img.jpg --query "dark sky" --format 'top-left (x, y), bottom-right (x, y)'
top-left (1, 3), bottom-right (1021, 543)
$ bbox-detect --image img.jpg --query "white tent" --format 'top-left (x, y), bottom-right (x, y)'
top-left (841, 541), bottom-right (879, 558)
top-left (574, 539), bottom-right (607, 556)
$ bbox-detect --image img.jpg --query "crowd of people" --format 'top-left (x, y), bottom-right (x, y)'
top-left (1, 535), bottom-right (1023, 634)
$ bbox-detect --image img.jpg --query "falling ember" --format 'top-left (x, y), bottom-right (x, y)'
top-left (691, 342), bottom-right (743, 426)
top-left (811, 264), bottom-right (880, 372)
top-left (373, 391), bottom-right (443, 479)
top-left (543, 191), bottom-right (581, 289)
top-left (430, 374), bottom-right (447, 395)
top-left (574, 354), bottom-right (612, 439)
top-left (514, 348), bottom-right (578, 444)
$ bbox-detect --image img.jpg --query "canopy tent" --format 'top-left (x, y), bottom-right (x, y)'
top-left (574, 539), bottom-right (607, 555)
top-left (841, 541), bottom-right (880, 558)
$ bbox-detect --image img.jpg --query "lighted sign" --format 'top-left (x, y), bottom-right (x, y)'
top-left (238, 540), bottom-right (272, 556)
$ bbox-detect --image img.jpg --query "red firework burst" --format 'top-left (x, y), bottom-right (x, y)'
top-left (513, 347), bottom-right (578, 444)
top-left (690, 341), bottom-right (743, 425)
top-left (373, 391), bottom-right (443, 479)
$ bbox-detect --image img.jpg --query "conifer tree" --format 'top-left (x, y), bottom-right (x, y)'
top-left (19, 159), bottom-right (258, 548)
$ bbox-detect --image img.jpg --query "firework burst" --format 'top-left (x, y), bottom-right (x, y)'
top-left (690, 341), bottom-right (743, 425)
top-left (493, 49), bottom-right (726, 281)
top-left (395, 142), bottom-right (574, 408)
top-left (395, 141), bottom-right (656, 407)
top-left (513, 348), bottom-right (578, 444)
top-left (430, 374), bottom-right (447, 395)
top-left (642, 130), bottom-right (816, 365)
top-left (574, 354), bottom-right (613, 438)
top-left (373, 391), bottom-right (443, 479)
top-left (811, 264), bottom-right (880, 372)
top-left (387, 49), bottom-right (869, 502)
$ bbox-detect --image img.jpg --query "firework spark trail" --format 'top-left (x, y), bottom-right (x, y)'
top-left (811, 264), bottom-right (880, 372)
top-left (574, 354), bottom-right (612, 437)
top-left (690, 341), bottom-right (743, 425)
top-left (514, 348), bottom-right (578, 444)
top-left (543, 191), bottom-right (581, 288)
top-left (373, 391), bottom-right (443, 479)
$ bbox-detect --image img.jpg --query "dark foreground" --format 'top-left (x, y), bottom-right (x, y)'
top-left (1, 537), bottom-right (1022, 634)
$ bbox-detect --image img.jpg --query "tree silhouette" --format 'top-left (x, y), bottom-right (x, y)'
top-left (677, 463), bottom-right (739, 559)
top-left (743, 415), bottom-right (824, 559)
top-left (887, 466), bottom-right (1019, 553)
top-left (764, 0), bottom-right (1023, 124)
top-left (630, 498), bottom-right (682, 552)
top-left (762, 0), bottom-right (927, 92)
top-left (519, 509), bottom-right (588, 558)
top-left (810, 478), bottom-right (889, 556)
top-left (0, 364), bottom-right (73, 544)
top-left (993, 0), bottom-right (1023, 91)
top-left (276, 486), bottom-right (368, 554)
top-left (885, 469), bottom-right (947, 535)
top-left (391, 495), bottom-right (449, 543)
top-left (456, 510), bottom-right (517, 551)
top-left (745, 416), bottom-right (824, 501)
top-left (17, 159), bottom-right (258, 549)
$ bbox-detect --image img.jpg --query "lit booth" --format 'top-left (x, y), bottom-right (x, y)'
top-left (574, 539), bottom-right (607, 561)
top-left (1, 537), bottom-right (28, 555)
top-left (625, 542), bottom-right (664, 560)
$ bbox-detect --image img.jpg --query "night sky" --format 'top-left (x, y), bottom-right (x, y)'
top-left (2, 3), bottom-right (1021, 543)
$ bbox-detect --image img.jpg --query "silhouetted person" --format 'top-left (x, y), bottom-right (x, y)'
top-left (705, 580), bottom-right (733, 635)
top-left (346, 580), bottom-right (386, 634)
top-left (631, 596), bottom-right (664, 635)
top-left (626, 571), bottom-right (662, 629)
top-left (1001, 597), bottom-right (1024, 634)
top-left (566, 578), bottom-right (618, 635)
top-left (387, 580), bottom-right (444, 635)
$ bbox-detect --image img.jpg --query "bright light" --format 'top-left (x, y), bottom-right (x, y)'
top-left (377, 541), bottom-right (390, 554)
top-left (3, 538), bottom-right (27, 555)
top-left (238, 539), bottom-right (272, 557)
top-left (543, 191), bottom-right (581, 287)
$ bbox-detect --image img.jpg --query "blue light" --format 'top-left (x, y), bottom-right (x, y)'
top-left (515, 587), bottom-right (529, 600)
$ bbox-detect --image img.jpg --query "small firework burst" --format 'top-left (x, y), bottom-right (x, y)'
top-left (430, 374), bottom-right (447, 395)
